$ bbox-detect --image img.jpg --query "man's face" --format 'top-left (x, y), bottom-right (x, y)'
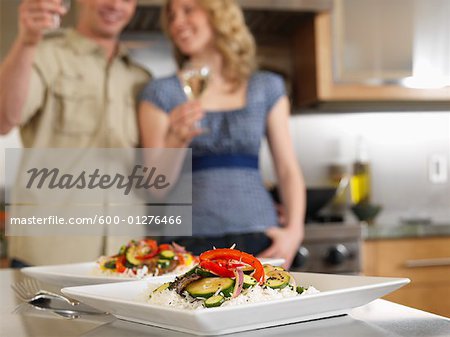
top-left (77, 0), bottom-right (137, 39)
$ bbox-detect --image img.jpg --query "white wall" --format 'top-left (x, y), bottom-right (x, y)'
top-left (260, 112), bottom-right (450, 225)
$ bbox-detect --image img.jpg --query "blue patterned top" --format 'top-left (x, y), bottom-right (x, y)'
top-left (140, 71), bottom-right (285, 236)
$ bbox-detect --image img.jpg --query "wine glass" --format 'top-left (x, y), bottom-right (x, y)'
top-left (180, 62), bottom-right (211, 130)
top-left (51, 0), bottom-right (71, 30)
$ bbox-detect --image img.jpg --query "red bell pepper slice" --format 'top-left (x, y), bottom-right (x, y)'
top-left (199, 260), bottom-right (235, 278)
top-left (199, 248), bottom-right (265, 283)
top-left (177, 253), bottom-right (185, 265)
top-left (135, 253), bottom-right (157, 260)
top-left (116, 256), bottom-right (127, 273)
top-left (215, 259), bottom-right (246, 269)
top-left (158, 243), bottom-right (173, 251)
top-left (135, 239), bottom-right (158, 260)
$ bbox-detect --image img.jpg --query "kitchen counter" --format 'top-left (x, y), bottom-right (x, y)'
top-left (1, 270), bottom-right (449, 337)
top-left (364, 223), bottom-right (450, 240)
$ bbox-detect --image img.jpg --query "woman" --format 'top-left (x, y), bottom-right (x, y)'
top-left (139, 0), bottom-right (306, 268)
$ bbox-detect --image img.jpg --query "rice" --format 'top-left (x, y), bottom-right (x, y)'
top-left (147, 288), bottom-right (205, 310)
top-left (92, 260), bottom-right (194, 279)
top-left (146, 283), bottom-right (320, 310)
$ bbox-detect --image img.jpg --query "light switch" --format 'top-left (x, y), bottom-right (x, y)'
top-left (428, 154), bottom-right (448, 184)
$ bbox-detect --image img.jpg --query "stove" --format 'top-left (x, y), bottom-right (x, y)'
top-left (291, 223), bottom-right (363, 274)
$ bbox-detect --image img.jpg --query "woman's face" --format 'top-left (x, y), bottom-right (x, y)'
top-left (168, 0), bottom-right (214, 57)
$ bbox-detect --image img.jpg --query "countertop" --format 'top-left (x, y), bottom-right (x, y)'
top-left (1, 270), bottom-right (449, 337)
top-left (364, 223), bottom-right (450, 240)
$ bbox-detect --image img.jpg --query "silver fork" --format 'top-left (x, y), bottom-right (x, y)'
top-left (11, 278), bottom-right (79, 306)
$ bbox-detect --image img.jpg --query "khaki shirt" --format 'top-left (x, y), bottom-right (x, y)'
top-left (9, 29), bottom-right (152, 265)
top-left (20, 29), bottom-right (150, 148)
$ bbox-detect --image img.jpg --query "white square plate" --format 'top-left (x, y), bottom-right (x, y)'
top-left (62, 272), bottom-right (409, 335)
top-left (21, 258), bottom-right (285, 287)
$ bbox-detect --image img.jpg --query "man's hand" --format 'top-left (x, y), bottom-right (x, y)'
top-left (258, 226), bottom-right (303, 270)
top-left (18, 0), bottom-right (67, 46)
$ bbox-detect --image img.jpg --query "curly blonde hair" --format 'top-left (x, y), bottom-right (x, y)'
top-left (161, 0), bottom-right (257, 89)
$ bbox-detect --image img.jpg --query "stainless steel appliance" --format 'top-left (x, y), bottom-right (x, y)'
top-left (291, 223), bottom-right (363, 274)
top-left (269, 186), bottom-right (363, 274)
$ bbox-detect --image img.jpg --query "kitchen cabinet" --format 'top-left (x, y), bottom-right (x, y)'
top-left (363, 237), bottom-right (450, 317)
top-left (294, 10), bottom-right (450, 107)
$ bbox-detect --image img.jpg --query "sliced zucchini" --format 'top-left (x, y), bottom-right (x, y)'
top-left (204, 295), bottom-right (225, 308)
top-left (125, 246), bottom-right (143, 266)
top-left (243, 274), bottom-right (257, 289)
top-left (154, 282), bottom-right (171, 294)
top-left (185, 277), bottom-right (235, 298)
top-left (182, 266), bottom-right (198, 277)
top-left (241, 265), bottom-right (255, 275)
top-left (149, 282), bottom-right (171, 299)
top-left (157, 259), bottom-right (171, 268)
top-left (296, 286), bottom-right (305, 294)
top-left (263, 264), bottom-right (275, 274)
top-left (194, 267), bottom-right (216, 278)
top-left (265, 270), bottom-right (290, 289)
top-left (273, 266), bottom-right (285, 271)
top-left (160, 250), bottom-right (175, 260)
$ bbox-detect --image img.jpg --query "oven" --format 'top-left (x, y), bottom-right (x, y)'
top-left (291, 223), bottom-right (363, 274)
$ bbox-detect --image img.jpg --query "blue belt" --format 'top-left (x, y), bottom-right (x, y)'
top-left (192, 154), bottom-right (259, 172)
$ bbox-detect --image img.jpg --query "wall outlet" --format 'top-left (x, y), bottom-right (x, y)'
top-left (428, 154), bottom-right (448, 184)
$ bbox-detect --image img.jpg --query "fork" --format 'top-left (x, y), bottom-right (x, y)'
top-left (11, 278), bottom-right (79, 306)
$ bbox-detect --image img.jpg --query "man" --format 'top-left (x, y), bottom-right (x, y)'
top-left (0, 0), bottom-right (151, 266)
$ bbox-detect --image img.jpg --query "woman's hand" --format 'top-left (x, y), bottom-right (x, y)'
top-left (167, 100), bottom-right (205, 147)
top-left (258, 226), bottom-right (303, 270)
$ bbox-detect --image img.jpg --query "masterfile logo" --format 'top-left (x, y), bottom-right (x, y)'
top-left (4, 148), bottom-right (193, 236)
top-left (25, 165), bottom-right (170, 195)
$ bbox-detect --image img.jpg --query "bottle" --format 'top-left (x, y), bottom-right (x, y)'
top-left (350, 136), bottom-right (371, 205)
top-left (327, 139), bottom-right (348, 218)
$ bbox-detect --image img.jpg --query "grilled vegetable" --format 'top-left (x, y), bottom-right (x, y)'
top-left (157, 259), bottom-right (171, 268)
top-left (194, 267), bottom-right (216, 278)
top-left (199, 248), bottom-right (265, 283)
top-left (185, 277), bottom-right (235, 298)
top-left (296, 286), bottom-right (305, 294)
top-left (154, 282), bottom-right (171, 293)
top-left (115, 256), bottom-right (126, 273)
top-left (199, 260), bottom-right (235, 278)
top-left (243, 274), bottom-right (257, 288)
top-left (171, 273), bottom-right (202, 294)
top-left (126, 245), bottom-right (143, 266)
top-left (263, 264), bottom-right (274, 274)
top-left (265, 270), bottom-right (291, 289)
top-left (160, 250), bottom-right (175, 260)
top-left (241, 265), bottom-right (255, 275)
top-left (204, 295), bottom-right (225, 308)
top-left (103, 259), bottom-right (116, 269)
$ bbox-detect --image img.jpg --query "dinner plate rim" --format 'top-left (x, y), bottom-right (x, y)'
top-left (61, 272), bottom-right (410, 335)
top-left (21, 258), bottom-right (286, 285)
top-left (62, 272), bottom-right (410, 315)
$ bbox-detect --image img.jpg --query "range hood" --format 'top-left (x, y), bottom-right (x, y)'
top-left (126, 0), bottom-right (333, 34)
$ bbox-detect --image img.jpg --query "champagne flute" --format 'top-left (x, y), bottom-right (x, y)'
top-left (180, 62), bottom-right (211, 131)
top-left (51, 0), bottom-right (71, 30)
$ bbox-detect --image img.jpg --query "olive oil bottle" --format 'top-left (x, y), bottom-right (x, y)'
top-left (350, 137), bottom-right (371, 204)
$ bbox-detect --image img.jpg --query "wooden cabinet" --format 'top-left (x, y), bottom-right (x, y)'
top-left (294, 12), bottom-right (450, 107)
top-left (363, 237), bottom-right (450, 317)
